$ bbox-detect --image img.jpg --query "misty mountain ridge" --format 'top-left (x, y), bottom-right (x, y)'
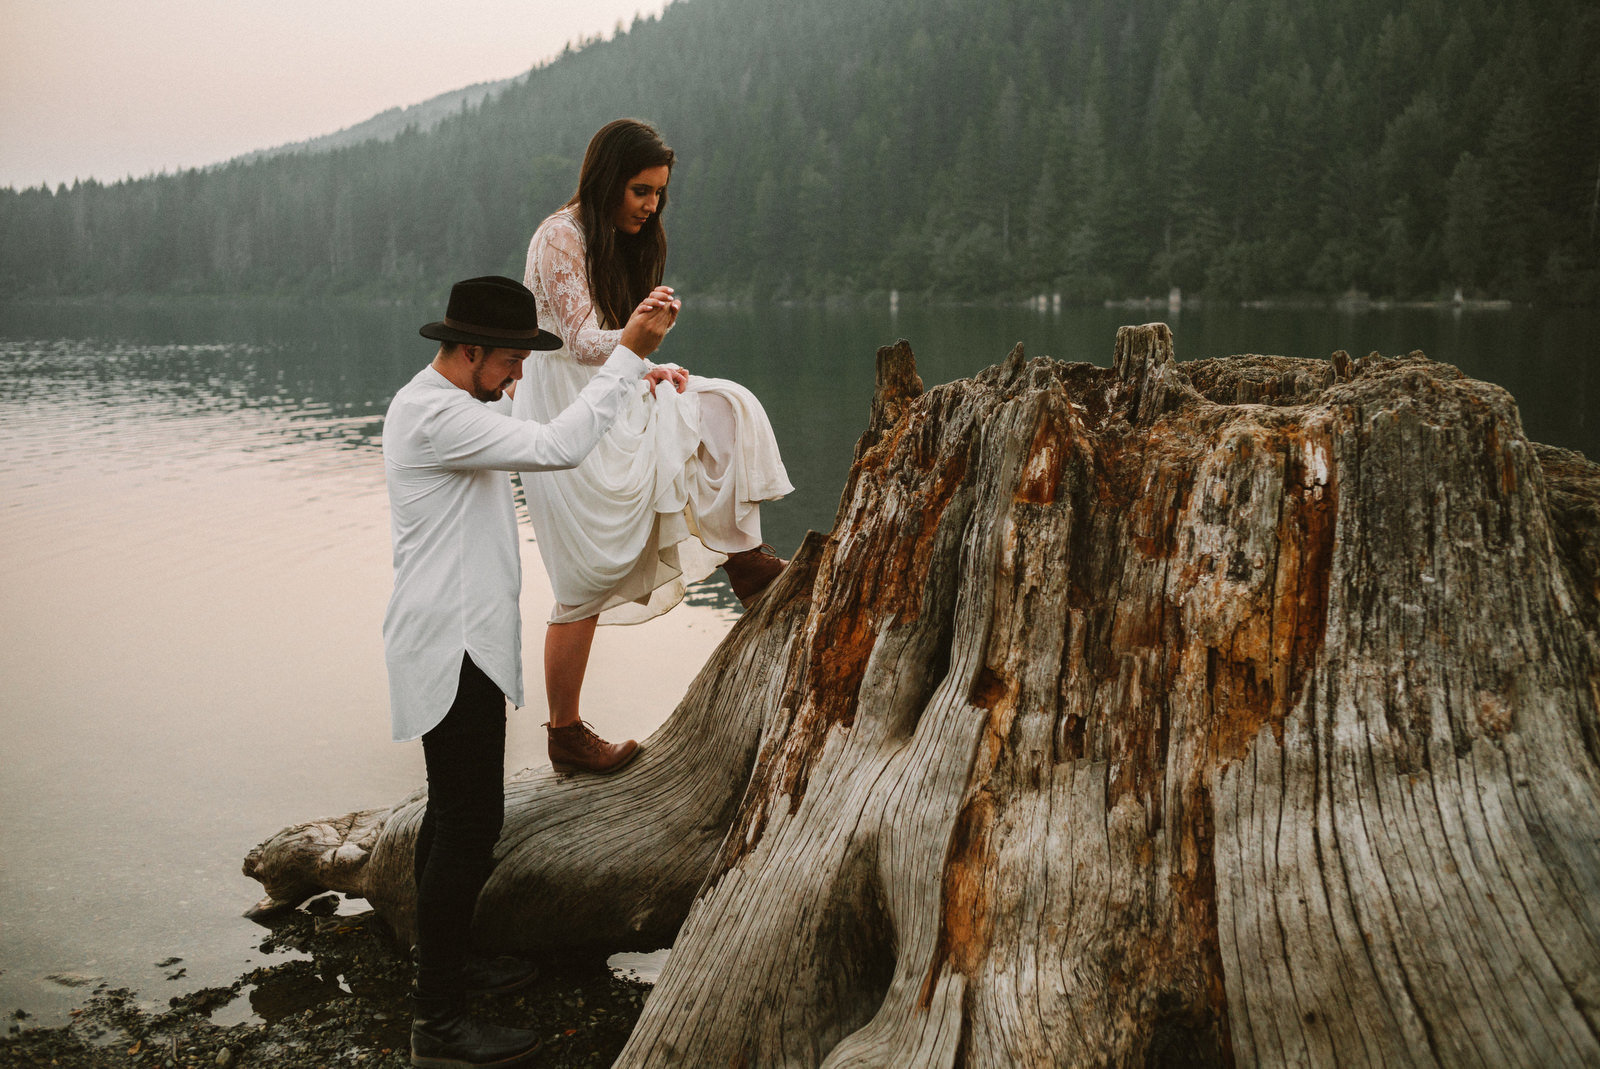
top-left (231, 78), bottom-right (517, 166)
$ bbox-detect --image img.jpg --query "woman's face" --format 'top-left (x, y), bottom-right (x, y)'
top-left (611, 165), bottom-right (670, 235)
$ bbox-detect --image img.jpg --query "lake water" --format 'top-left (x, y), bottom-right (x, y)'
top-left (0, 297), bottom-right (1594, 1027)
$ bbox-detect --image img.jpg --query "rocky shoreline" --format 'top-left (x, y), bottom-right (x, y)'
top-left (1, 897), bottom-right (651, 1068)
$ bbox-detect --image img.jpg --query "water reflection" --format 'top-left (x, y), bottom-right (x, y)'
top-left (6, 299), bottom-right (1588, 552)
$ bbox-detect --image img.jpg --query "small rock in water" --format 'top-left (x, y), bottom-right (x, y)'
top-left (216, 1047), bottom-right (235, 1067)
top-left (156, 957), bottom-right (183, 968)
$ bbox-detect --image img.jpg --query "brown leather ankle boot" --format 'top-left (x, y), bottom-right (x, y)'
top-left (546, 720), bottom-right (639, 775)
top-left (722, 544), bottom-right (786, 607)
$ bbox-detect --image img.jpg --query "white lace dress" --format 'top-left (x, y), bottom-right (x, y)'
top-left (512, 209), bottom-right (793, 624)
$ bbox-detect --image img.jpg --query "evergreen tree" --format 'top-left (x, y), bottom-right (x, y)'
top-left (2, 0), bottom-right (1595, 302)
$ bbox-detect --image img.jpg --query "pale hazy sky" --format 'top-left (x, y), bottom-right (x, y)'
top-left (1, 0), bottom-right (670, 191)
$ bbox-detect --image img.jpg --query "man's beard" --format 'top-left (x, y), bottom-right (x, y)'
top-left (471, 368), bottom-right (509, 402)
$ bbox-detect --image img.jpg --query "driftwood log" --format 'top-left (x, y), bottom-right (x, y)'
top-left (246, 325), bottom-right (1600, 1067)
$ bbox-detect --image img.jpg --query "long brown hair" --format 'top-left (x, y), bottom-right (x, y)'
top-left (568, 119), bottom-right (674, 330)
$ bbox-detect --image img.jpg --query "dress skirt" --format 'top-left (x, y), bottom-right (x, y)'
top-left (512, 209), bottom-right (792, 625)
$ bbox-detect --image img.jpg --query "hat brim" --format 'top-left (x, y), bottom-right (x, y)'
top-left (419, 321), bottom-right (564, 352)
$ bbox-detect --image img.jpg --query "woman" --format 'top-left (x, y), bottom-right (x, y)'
top-left (513, 118), bottom-right (793, 774)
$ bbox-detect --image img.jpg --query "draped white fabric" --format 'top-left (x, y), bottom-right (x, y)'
top-left (512, 210), bottom-right (793, 625)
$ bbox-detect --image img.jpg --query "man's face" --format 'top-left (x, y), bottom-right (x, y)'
top-left (467, 346), bottom-right (531, 402)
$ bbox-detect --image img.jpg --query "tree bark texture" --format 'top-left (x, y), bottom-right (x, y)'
top-left (246, 325), bottom-right (1600, 1067)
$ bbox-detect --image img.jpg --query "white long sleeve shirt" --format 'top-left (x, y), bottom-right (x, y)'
top-left (382, 345), bottom-right (647, 741)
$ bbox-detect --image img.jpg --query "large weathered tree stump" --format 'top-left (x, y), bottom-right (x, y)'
top-left (246, 325), bottom-right (1600, 1067)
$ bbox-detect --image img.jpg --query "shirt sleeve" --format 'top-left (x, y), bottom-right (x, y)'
top-left (423, 346), bottom-right (646, 472)
top-left (529, 217), bottom-right (624, 367)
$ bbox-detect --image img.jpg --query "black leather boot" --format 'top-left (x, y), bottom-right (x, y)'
top-left (409, 991), bottom-right (542, 1068)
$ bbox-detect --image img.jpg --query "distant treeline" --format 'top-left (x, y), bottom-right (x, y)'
top-left (3, 0), bottom-right (1596, 303)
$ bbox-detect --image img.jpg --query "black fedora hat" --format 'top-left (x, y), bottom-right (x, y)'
top-left (419, 275), bottom-right (563, 351)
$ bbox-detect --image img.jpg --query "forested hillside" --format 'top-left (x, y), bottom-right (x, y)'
top-left (3, 0), bottom-right (1596, 302)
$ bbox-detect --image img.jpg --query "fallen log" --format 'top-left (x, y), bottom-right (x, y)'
top-left (246, 325), bottom-right (1600, 1067)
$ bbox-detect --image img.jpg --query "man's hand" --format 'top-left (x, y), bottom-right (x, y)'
top-left (619, 286), bottom-right (681, 360)
top-left (644, 365), bottom-right (690, 396)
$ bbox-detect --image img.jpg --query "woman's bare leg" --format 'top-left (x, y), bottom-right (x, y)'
top-left (543, 616), bottom-right (639, 773)
top-left (544, 616), bottom-right (598, 728)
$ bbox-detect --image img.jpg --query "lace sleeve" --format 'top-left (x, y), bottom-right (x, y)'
top-left (527, 216), bottom-right (623, 366)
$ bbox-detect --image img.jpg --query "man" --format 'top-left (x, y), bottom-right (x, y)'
top-left (383, 274), bottom-right (679, 1068)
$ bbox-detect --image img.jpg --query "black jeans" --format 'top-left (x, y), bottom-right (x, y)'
top-left (413, 653), bottom-right (506, 998)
